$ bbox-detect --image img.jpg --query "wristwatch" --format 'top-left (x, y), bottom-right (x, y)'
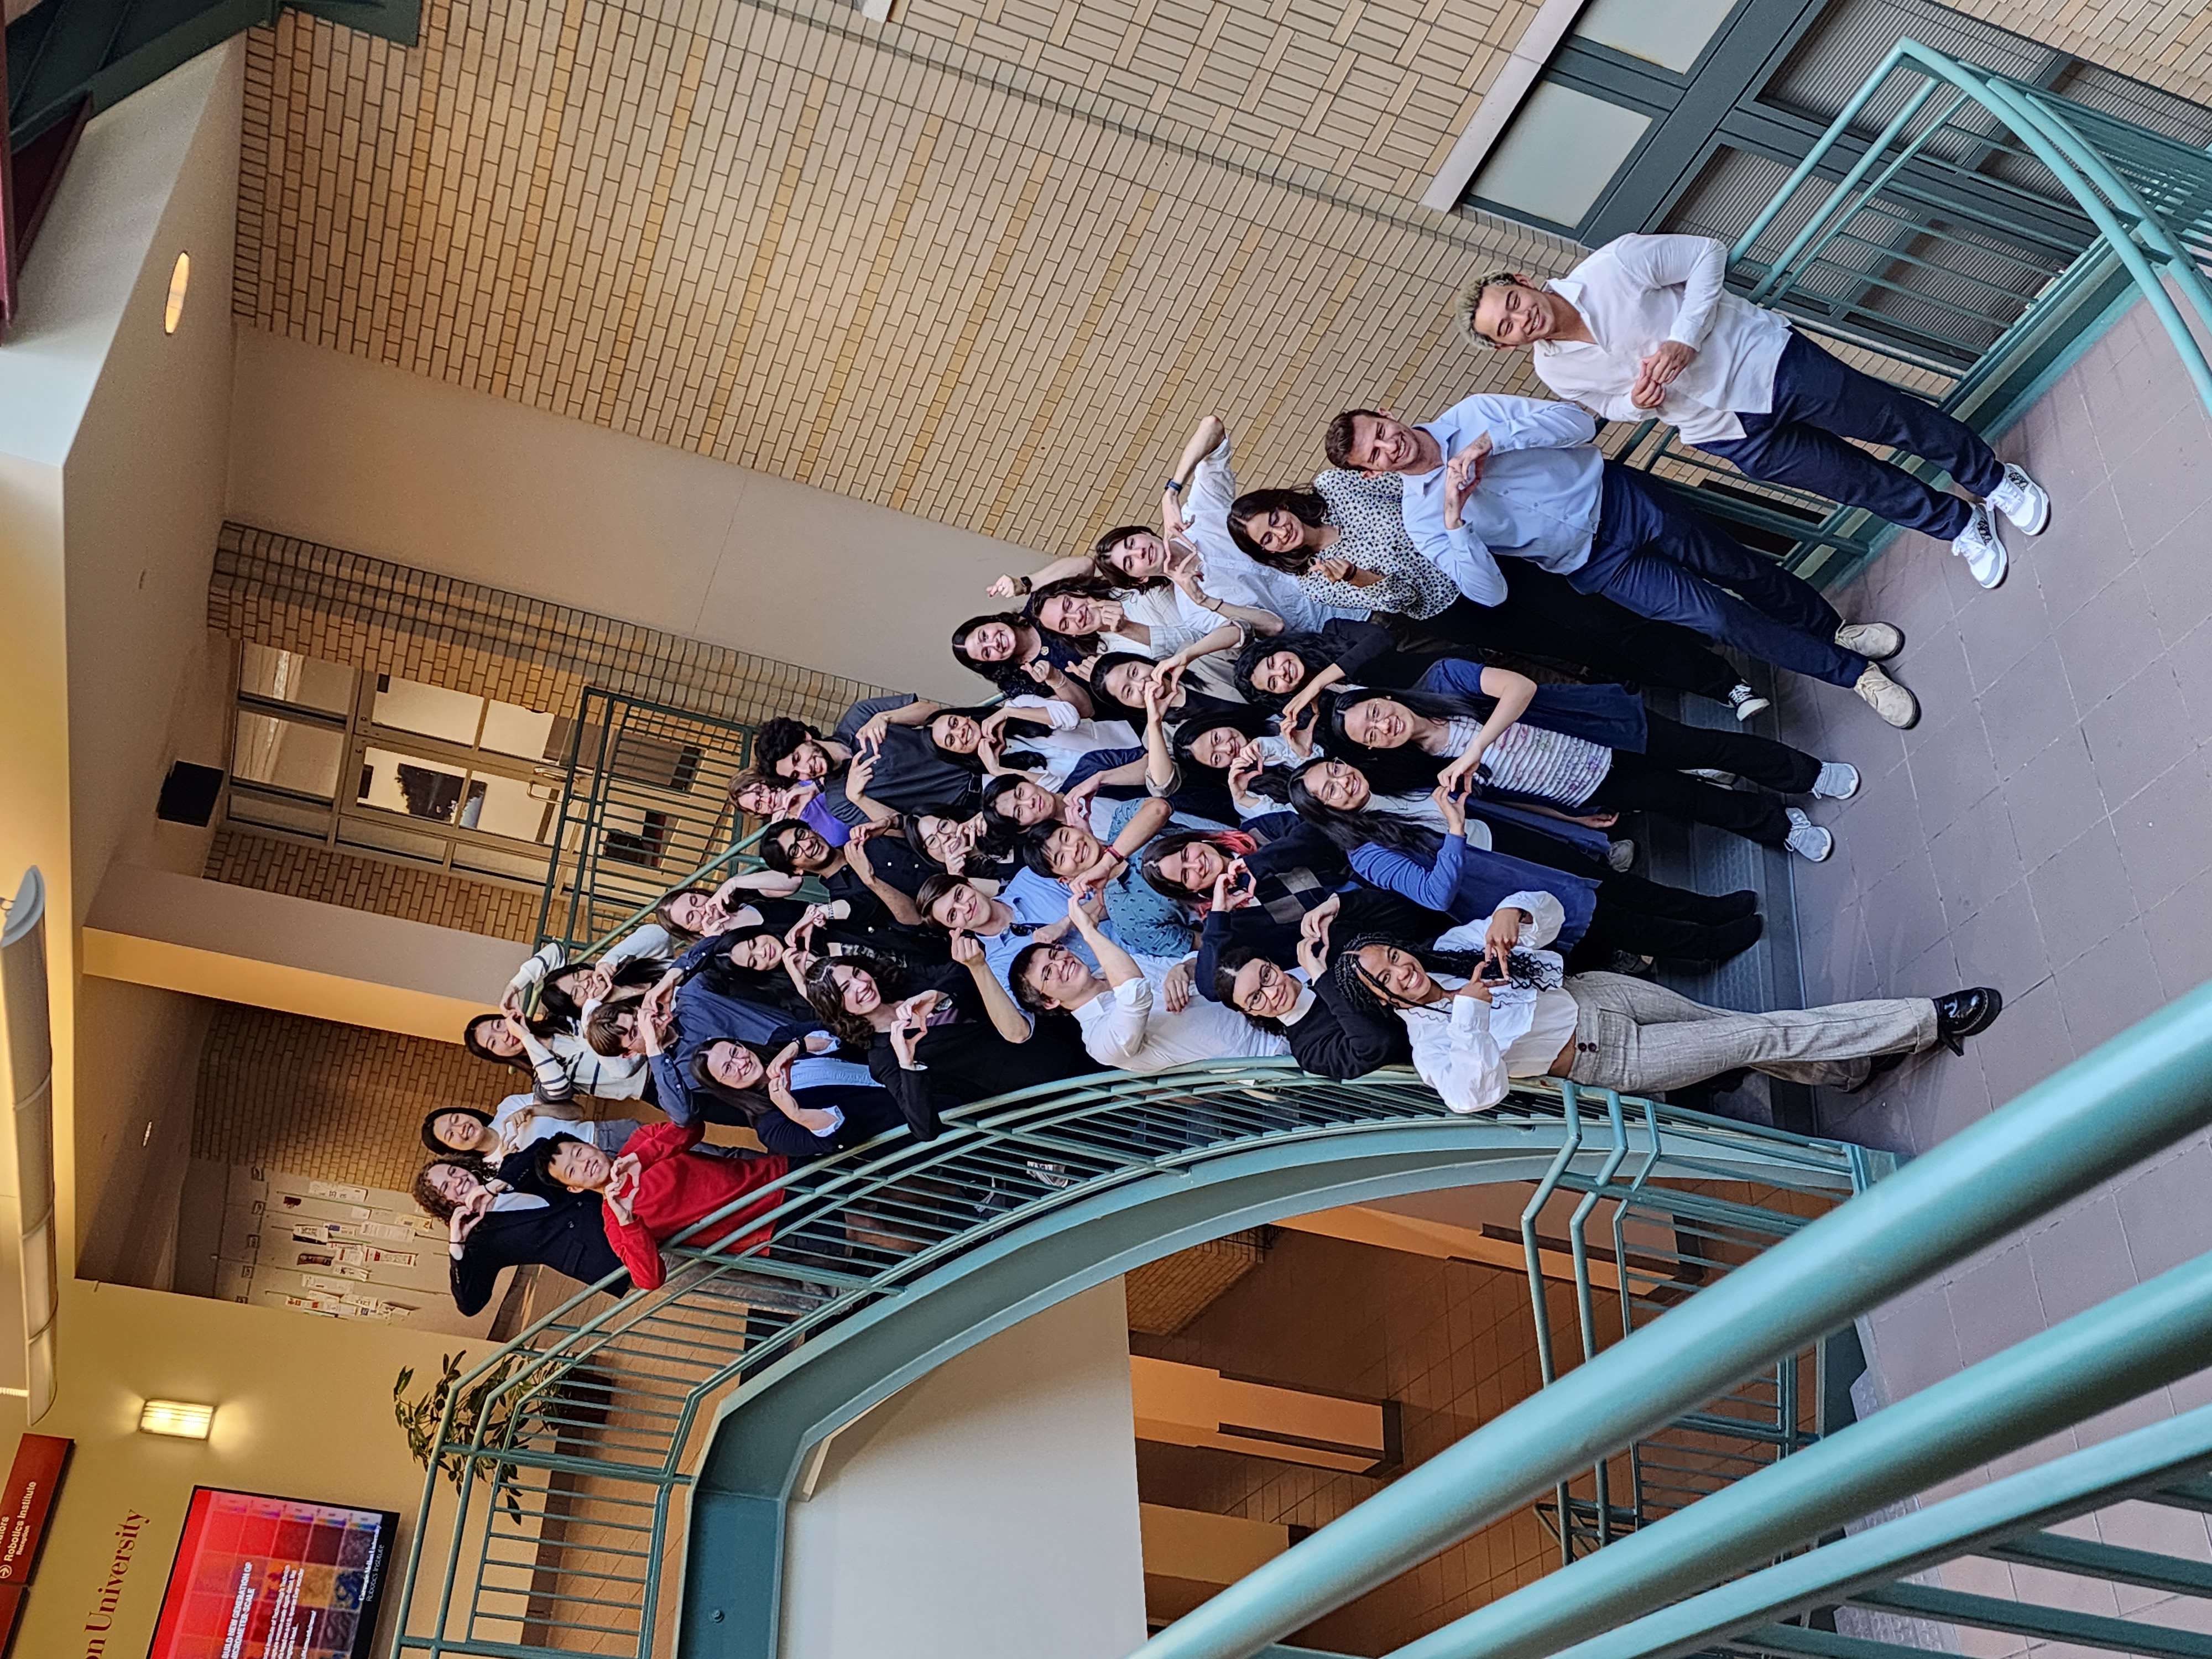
top-left (1164, 478), bottom-right (1183, 495)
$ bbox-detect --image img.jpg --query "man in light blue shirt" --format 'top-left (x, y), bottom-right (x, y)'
top-left (1326, 394), bottom-right (1921, 729)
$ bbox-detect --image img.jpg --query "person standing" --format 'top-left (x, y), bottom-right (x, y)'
top-left (1328, 394), bottom-right (1923, 728)
top-left (1458, 234), bottom-right (2047, 591)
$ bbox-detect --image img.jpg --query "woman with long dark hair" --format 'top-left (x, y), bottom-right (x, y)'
top-left (949, 611), bottom-right (1096, 711)
top-left (1027, 575), bottom-right (1264, 703)
top-left (680, 1037), bottom-right (909, 1159)
top-left (1316, 662), bottom-right (1856, 859)
top-left (1225, 475), bottom-right (1756, 714)
top-left (1289, 762), bottom-right (1760, 971)
top-left (921, 701), bottom-right (1138, 793)
top-left (1332, 922), bottom-right (2001, 1116)
top-left (800, 938), bottom-right (1084, 1138)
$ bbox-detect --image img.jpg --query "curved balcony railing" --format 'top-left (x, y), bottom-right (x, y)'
top-left (387, 1063), bottom-right (1878, 1659)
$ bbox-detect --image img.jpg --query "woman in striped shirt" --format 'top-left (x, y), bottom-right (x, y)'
top-left (1318, 658), bottom-right (1856, 861)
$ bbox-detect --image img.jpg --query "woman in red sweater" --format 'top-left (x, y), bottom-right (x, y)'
top-left (535, 1124), bottom-right (791, 1291)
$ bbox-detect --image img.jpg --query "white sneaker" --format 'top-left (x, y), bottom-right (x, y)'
top-left (1785, 806), bottom-right (1834, 862)
top-left (1855, 662), bottom-right (1920, 728)
top-left (1813, 761), bottom-right (1860, 800)
top-left (1727, 683), bottom-right (1771, 722)
top-left (1606, 838), bottom-right (1637, 872)
top-left (1986, 463), bottom-right (2049, 535)
top-left (1683, 768), bottom-right (1740, 786)
top-left (1834, 622), bottom-right (1903, 660)
top-left (1953, 502), bottom-right (2008, 589)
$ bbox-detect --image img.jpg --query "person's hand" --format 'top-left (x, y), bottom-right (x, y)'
top-left (1142, 674), bottom-right (1173, 726)
top-left (1021, 656), bottom-right (1056, 685)
top-left (784, 906), bottom-right (826, 950)
top-left (1226, 740), bottom-right (1266, 802)
top-left (1164, 539), bottom-right (1206, 594)
top-left (1484, 906), bottom-right (1526, 978)
top-left (784, 946), bottom-right (820, 978)
top-left (1282, 704), bottom-right (1318, 759)
top-left (987, 574), bottom-right (1025, 600)
top-left (603, 1153), bottom-right (642, 1225)
top-left (1065, 774), bottom-right (1104, 817)
top-left (1078, 884), bottom-right (1110, 927)
top-left (854, 711), bottom-right (893, 748)
top-left (1210, 860), bottom-right (1258, 914)
top-left (1162, 959), bottom-right (1196, 1013)
top-left (948, 930), bottom-right (985, 971)
top-left (975, 729), bottom-right (1006, 773)
top-left (499, 985), bottom-right (529, 1019)
top-left (1152, 657), bottom-right (1188, 700)
top-left (1567, 810), bottom-right (1620, 829)
top-left (1161, 489), bottom-right (1187, 540)
top-left (1631, 341), bottom-right (1697, 410)
top-left (1297, 894), bottom-right (1341, 978)
top-left (766, 1040), bottom-right (802, 1095)
top-left (1453, 974), bottom-right (1495, 1005)
top-left (1443, 433), bottom-right (1494, 530)
top-left (449, 1186), bottom-right (495, 1248)
top-left (1438, 748), bottom-right (1485, 795)
top-left (1065, 889), bottom-right (1099, 932)
top-left (501, 1010), bottom-right (534, 1049)
top-left (638, 978), bottom-right (680, 1057)
top-left (1314, 557), bottom-right (1355, 583)
top-left (1433, 780), bottom-right (1469, 838)
top-left (889, 995), bottom-right (931, 1068)
top-left (846, 747), bottom-right (878, 800)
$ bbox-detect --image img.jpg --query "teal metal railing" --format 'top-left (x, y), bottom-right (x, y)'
top-left (1130, 979), bottom-right (2212, 1659)
top-left (1626, 38), bottom-right (2212, 591)
top-left (387, 1066), bottom-right (1876, 1659)
top-left (534, 690), bottom-right (762, 960)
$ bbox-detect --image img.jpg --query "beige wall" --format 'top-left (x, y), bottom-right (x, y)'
top-left (783, 1280), bottom-right (1147, 1658)
top-left (226, 328), bottom-right (1042, 703)
top-left (1, 1280), bottom-right (467, 1659)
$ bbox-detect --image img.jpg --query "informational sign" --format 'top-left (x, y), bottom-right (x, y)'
top-left (0, 1433), bottom-right (70, 1586)
top-left (145, 1489), bottom-right (398, 1659)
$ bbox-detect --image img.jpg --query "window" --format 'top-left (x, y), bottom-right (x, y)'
top-left (223, 645), bottom-right (566, 888)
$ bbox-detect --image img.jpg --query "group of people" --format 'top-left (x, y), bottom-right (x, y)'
top-left (412, 233), bottom-right (2032, 1316)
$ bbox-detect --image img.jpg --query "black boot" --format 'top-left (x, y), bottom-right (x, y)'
top-left (1934, 987), bottom-right (2004, 1056)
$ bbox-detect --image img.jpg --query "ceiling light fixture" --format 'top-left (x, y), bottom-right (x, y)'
top-left (164, 252), bottom-right (190, 335)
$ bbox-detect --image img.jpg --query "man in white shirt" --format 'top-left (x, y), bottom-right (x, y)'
top-left (1326, 392), bottom-right (1922, 728)
top-left (1011, 894), bottom-right (1288, 1074)
top-left (1457, 233), bottom-right (2047, 592)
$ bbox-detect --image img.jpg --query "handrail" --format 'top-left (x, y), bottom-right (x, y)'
top-left (1129, 977), bottom-right (2212, 1659)
top-left (388, 1063), bottom-right (1872, 1659)
top-left (1388, 1244), bottom-right (2212, 1659)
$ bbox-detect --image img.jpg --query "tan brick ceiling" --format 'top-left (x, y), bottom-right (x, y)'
top-left (233, 0), bottom-right (1578, 561)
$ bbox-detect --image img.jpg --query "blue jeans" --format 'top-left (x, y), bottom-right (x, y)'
top-left (1702, 332), bottom-right (2004, 540)
top-left (1573, 463), bottom-right (1865, 688)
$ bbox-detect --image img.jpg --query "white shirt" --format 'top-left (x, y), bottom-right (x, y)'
top-left (1179, 435), bottom-right (1366, 632)
top-left (1000, 696), bottom-right (1139, 791)
top-left (1110, 584), bottom-right (1249, 701)
top-left (1401, 395), bottom-right (1606, 606)
top-left (1532, 234), bottom-right (1793, 446)
top-left (1394, 915), bottom-right (1575, 1113)
top-left (1072, 955), bottom-right (1290, 1073)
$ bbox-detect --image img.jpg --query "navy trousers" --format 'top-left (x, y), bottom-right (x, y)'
top-left (1702, 332), bottom-right (2004, 540)
top-left (1572, 462), bottom-right (1865, 688)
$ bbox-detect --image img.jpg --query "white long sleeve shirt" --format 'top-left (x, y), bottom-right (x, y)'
top-left (1179, 436), bottom-right (1367, 632)
top-left (1531, 234), bottom-right (1793, 446)
top-left (1072, 954), bottom-right (1290, 1073)
top-left (1391, 904), bottom-right (1575, 1114)
top-left (1400, 395), bottom-right (1606, 607)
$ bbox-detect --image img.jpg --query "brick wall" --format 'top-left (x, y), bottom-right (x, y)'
top-left (203, 827), bottom-right (542, 941)
top-left (232, 0), bottom-right (1575, 564)
top-left (192, 1004), bottom-right (521, 1193)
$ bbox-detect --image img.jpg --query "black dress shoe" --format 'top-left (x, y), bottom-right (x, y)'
top-left (1934, 987), bottom-right (2004, 1056)
top-left (1700, 913), bottom-right (1765, 962)
top-left (1844, 1050), bottom-right (1908, 1094)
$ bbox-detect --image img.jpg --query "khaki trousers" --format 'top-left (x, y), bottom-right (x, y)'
top-left (1561, 972), bottom-right (1938, 1093)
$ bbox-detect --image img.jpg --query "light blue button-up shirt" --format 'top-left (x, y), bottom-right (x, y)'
top-left (1400, 394), bottom-right (1606, 606)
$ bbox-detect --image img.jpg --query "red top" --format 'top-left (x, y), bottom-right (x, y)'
top-left (600, 1122), bottom-right (792, 1290)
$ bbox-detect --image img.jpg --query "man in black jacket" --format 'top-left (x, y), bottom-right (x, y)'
top-left (416, 1157), bottom-right (630, 1316)
top-left (1209, 897), bottom-right (1412, 1081)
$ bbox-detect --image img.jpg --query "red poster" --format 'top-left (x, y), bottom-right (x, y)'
top-left (147, 1489), bottom-right (397, 1659)
top-left (0, 1434), bottom-right (70, 1585)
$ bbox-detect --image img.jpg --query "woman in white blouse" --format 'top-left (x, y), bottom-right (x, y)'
top-left (1332, 900), bottom-right (2001, 1115)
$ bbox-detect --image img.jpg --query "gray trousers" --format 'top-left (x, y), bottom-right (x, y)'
top-left (1561, 972), bottom-right (1938, 1092)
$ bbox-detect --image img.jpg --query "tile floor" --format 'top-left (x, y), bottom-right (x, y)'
top-left (1761, 296), bottom-right (2212, 1426)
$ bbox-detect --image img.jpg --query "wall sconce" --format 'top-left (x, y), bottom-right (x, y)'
top-left (163, 252), bottom-right (190, 335)
top-left (139, 1400), bottom-right (215, 1439)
